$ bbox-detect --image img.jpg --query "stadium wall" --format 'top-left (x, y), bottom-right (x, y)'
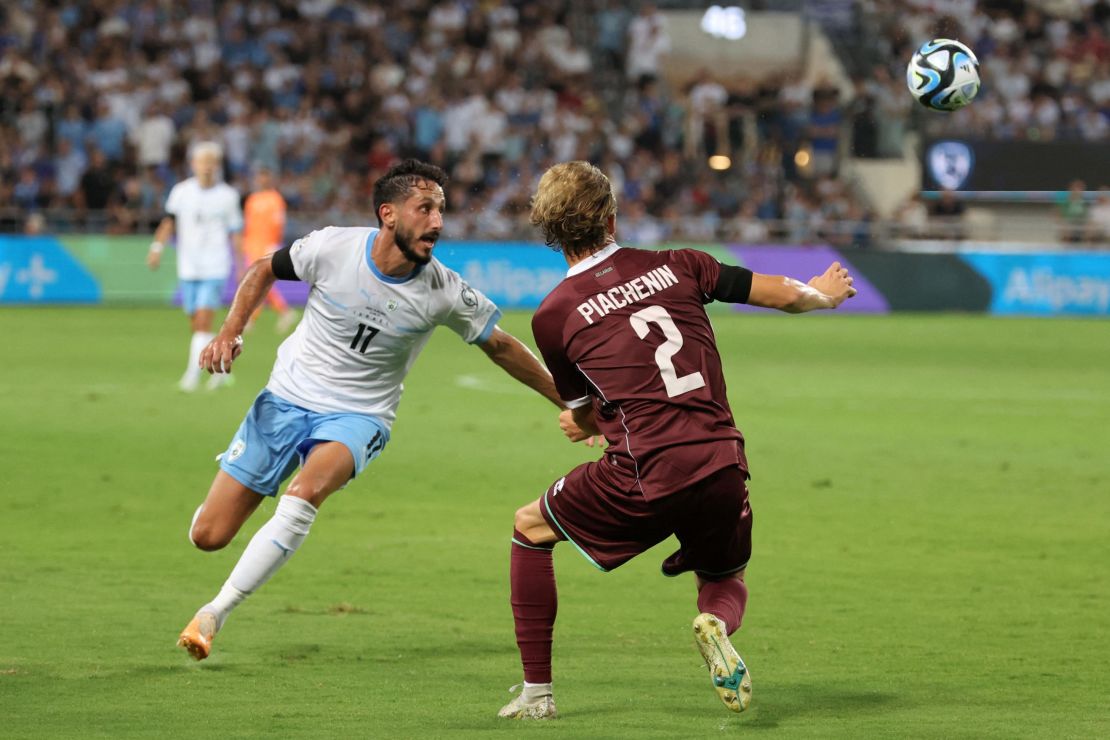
top-left (1, 236), bottom-right (1108, 317)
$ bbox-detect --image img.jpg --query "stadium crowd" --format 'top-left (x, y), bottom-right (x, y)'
top-left (0, 0), bottom-right (1107, 243)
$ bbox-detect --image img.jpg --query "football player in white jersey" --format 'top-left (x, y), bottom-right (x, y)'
top-left (147, 142), bottom-right (244, 392)
top-left (176, 160), bottom-right (572, 661)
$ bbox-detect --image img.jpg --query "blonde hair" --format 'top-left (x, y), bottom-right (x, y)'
top-left (530, 161), bottom-right (617, 257)
top-left (191, 141), bottom-right (223, 161)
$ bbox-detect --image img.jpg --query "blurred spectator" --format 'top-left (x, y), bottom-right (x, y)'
top-left (54, 139), bottom-right (88, 203)
top-left (25, 212), bottom-right (46, 235)
top-left (1057, 179), bottom-right (1090, 243)
top-left (849, 80), bottom-right (879, 158)
top-left (1089, 187), bottom-right (1110, 243)
top-left (134, 102), bottom-right (176, 169)
top-left (77, 149), bottom-right (116, 213)
top-left (685, 69), bottom-right (729, 159)
top-left (735, 201), bottom-right (770, 243)
top-left (89, 100), bottom-right (128, 163)
top-left (595, 0), bottom-right (632, 72)
top-left (807, 84), bottom-right (843, 177)
top-left (626, 3), bottom-right (670, 82)
top-left (895, 194), bottom-right (930, 237)
top-left (930, 189), bottom-right (967, 239)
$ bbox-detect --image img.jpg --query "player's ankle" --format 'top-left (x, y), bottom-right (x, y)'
top-left (522, 681), bottom-right (553, 699)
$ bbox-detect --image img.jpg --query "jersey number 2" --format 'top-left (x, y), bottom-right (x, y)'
top-left (629, 305), bottom-right (706, 398)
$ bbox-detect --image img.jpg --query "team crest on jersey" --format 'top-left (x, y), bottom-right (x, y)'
top-left (386, 299), bottom-right (398, 311)
top-left (460, 284), bottom-right (478, 307)
top-left (227, 438), bottom-right (246, 462)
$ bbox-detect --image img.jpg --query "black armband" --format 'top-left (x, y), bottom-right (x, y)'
top-left (271, 246), bottom-right (300, 281)
top-left (710, 264), bottom-right (754, 304)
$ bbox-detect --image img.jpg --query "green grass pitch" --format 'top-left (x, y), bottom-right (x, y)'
top-left (1, 307), bottom-right (1107, 739)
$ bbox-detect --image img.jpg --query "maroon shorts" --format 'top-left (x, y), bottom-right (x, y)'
top-left (540, 458), bottom-right (752, 578)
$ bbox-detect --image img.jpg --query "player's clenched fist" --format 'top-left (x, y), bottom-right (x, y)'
top-left (199, 332), bottom-right (243, 374)
top-left (559, 409), bottom-right (591, 442)
top-left (808, 261), bottom-right (857, 307)
top-left (558, 409), bottom-right (605, 448)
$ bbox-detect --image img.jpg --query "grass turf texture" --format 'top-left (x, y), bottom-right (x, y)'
top-left (0, 307), bottom-right (1107, 739)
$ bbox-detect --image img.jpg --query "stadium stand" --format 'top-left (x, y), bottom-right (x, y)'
top-left (0, 0), bottom-right (1106, 244)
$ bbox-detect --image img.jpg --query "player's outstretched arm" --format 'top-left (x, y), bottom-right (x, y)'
top-left (478, 327), bottom-right (565, 409)
top-left (198, 256), bottom-right (279, 374)
top-left (746, 261), bottom-right (857, 313)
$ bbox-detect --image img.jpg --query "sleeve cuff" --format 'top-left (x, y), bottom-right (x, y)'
top-left (471, 309), bottom-right (502, 344)
top-left (564, 395), bottom-right (592, 409)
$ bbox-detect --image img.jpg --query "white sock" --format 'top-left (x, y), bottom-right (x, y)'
top-left (200, 496), bottom-right (318, 631)
top-left (185, 331), bottom-right (214, 380)
top-left (523, 682), bottom-right (553, 699)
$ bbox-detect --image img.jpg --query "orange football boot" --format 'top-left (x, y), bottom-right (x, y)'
top-left (177, 611), bottom-right (217, 661)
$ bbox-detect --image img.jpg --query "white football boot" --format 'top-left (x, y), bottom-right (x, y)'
top-left (497, 684), bottom-right (558, 720)
top-left (693, 613), bottom-right (752, 713)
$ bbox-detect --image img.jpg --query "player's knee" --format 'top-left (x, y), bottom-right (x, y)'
top-left (513, 505), bottom-right (532, 532)
top-left (189, 516), bottom-right (233, 551)
top-left (189, 525), bottom-right (231, 551)
top-left (513, 502), bottom-right (546, 534)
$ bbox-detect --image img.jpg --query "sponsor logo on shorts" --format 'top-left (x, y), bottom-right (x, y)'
top-left (227, 438), bottom-right (246, 462)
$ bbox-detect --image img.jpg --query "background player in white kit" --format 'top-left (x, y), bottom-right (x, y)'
top-left (177, 160), bottom-right (569, 660)
top-left (147, 142), bottom-right (243, 391)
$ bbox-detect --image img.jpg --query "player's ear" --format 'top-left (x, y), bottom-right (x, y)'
top-left (607, 213), bottom-right (616, 236)
top-left (379, 202), bottom-right (395, 228)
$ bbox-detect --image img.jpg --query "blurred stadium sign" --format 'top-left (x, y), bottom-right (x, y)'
top-left (923, 139), bottom-right (1110, 191)
top-left (0, 237), bottom-right (99, 303)
top-left (701, 6), bottom-right (747, 40)
top-left (961, 252), bottom-right (1110, 315)
top-left (434, 243), bottom-right (567, 308)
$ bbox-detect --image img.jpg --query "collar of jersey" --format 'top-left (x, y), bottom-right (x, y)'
top-left (566, 243), bottom-right (622, 277)
top-left (366, 230), bottom-right (424, 284)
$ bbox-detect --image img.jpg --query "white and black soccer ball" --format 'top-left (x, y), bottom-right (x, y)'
top-left (906, 39), bottom-right (981, 112)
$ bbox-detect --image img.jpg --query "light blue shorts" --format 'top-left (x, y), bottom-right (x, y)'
top-left (181, 279), bottom-right (225, 315)
top-left (219, 390), bottom-right (390, 496)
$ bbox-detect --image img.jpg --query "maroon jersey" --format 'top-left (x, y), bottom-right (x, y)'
top-left (532, 245), bottom-right (747, 500)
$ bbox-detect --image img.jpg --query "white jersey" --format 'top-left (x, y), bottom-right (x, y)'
top-left (266, 226), bottom-right (501, 426)
top-left (165, 177), bottom-right (243, 280)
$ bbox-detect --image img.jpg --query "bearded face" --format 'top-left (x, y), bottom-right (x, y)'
top-left (389, 181), bottom-right (445, 265)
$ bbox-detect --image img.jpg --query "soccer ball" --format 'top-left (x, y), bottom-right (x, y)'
top-left (906, 39), bottom-right (980, 112)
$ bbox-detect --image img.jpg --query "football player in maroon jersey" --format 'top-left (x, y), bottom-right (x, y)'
top-left (498, 161), bottom-right (856, 720)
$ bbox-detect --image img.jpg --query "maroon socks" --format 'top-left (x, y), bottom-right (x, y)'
top-left (510, 530), bottom-right (557, 683)
top-left (697, 577), bottom-right (749, 635)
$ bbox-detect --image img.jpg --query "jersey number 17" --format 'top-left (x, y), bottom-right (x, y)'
top-left (350, 323), bottom-right (380, 353)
